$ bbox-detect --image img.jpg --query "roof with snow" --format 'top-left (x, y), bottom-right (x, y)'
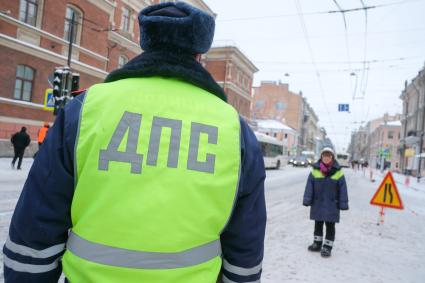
top-left (255, 119), bottom-right (296, 133)
top-left (385, 121), bottom-right (401, 127)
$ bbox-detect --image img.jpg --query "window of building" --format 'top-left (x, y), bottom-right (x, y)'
top-left (118, 55), bottom-right (128, 68)
top-left (121, 7), bottom-right (131, 32)
top-left (14, 65), bottom-right (34, 102)
top-left (275, 101), bottom-right (286, 110)
top-left (388, 131), bottom-right (394, 139)
top-left (255, 100), bottom-right (264, 109)
top-left (19, 0), bottom-right (38, 26)
top-left (273, 133), bottom-right (277, 138)
top-left (284, 133), bottom-right (288, 139)
top-left (64, 6), bottom-right (82, 44)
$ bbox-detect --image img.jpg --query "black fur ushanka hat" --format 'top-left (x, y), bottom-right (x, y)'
top-left (138, 2), bottom-right (215, 54)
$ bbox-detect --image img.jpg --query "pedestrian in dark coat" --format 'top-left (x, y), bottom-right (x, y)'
top-left (11, 127), bottom-right (31, 170)
top-left (303, 147), bottom-right (349, 257)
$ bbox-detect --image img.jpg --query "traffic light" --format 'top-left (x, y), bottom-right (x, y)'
top-left (51, 67), bottom-right (83, 115)
top-left (52, 67), bottom-right (72, 115)
top-left (71, 72), bottom-right (80, 93)
top-left (52, 69), bottom-right (64, 98)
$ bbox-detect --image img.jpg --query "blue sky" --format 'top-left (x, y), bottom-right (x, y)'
top-left (204, 0), bottom-right (425, 151)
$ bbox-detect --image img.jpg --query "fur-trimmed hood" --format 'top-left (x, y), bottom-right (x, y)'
top-left (105, 50), bottom-right (227, 102)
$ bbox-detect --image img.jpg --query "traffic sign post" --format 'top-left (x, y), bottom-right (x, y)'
top-left (43, 88), bottom-right (54, 111)
top-left (370, 172), bottom-right (404, 226)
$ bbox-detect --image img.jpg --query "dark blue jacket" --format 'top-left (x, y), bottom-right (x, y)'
top-left (3, 52), bottom-right (266, 283)
top-left (303, 161), bottom-right (348, 223)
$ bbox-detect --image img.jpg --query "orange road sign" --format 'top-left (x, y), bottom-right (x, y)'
top-left (370, 172), bottom-right (403, 209)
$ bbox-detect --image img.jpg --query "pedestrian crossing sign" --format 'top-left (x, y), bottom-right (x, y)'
top-left (44, 88), bottom-right (54, 111)
top-left (370, 172), bottom-right (403, 209)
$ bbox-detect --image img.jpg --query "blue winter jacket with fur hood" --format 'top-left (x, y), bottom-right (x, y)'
top-left (303, 160), bottom-right (349, 222)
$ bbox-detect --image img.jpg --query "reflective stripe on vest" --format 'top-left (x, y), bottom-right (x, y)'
top-left (312, 168), bottom-right (344, 180)
top-left (66, 231), bottom-right (221, 269)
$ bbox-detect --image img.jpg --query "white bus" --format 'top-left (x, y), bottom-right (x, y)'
top-left (336, 152), bottom-right (350, 168)
top-left (255, 132), bottom-right (287, 169)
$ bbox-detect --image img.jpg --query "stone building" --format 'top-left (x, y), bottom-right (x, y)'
top-left (399, 65), bottom-right (425, 176)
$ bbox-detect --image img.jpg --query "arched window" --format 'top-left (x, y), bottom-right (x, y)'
top-left (64, 6), bottom-right (82, 44)
top-left (14, 65), bottom-right (35, 102)
top-left (19, 0), bottom-right (38, 26)
top-left (118, 55), bottom-right (128, 68)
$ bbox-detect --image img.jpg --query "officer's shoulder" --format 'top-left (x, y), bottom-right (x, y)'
top-left (71, 88), bottom-right (87, 97)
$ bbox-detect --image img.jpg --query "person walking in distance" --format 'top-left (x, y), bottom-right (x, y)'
top-left (37, 122), bottom-right (50, 148)
top-left (10, 127), bottom-right (31, 170)
top-left (3, 2), bottom-right (266, 283)
top-left (303, 147), bottom-right (349, 257)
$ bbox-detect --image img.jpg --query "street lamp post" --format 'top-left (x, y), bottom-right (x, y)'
top-left (418, 132), bottom-right (424, 182)
top-left (350, 72), bottom-right (358, 99)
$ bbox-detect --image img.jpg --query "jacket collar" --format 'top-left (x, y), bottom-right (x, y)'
top-left (313, 160), bottom-right (341, 176)
top-left (105, 50), bottom-right (227, 102)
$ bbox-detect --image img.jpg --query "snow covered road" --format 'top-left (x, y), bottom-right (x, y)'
top-left (0, 159), bottom-right (424, 282)
top-left (263, 166), bottom-right (425, 283)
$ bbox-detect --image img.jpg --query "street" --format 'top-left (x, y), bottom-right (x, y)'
top-left (1, 159), bottom-right (425, 282)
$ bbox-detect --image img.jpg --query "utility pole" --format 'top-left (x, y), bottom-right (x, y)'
top-left (67, 13), bottom-right (75, 67)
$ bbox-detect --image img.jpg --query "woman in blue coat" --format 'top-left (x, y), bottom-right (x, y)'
top-left (303, 147), bottom-right (349, 257)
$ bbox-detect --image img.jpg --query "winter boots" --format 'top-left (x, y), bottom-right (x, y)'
top-left (320, 240), bottom-right (333, 258)
top-left (307, 236), bottom-right (322, 252)
top-left (308, 237), bottom-right (334, 257)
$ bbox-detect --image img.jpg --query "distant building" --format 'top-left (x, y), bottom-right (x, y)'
top-left (252, 81), bottom-right (321, 154)
top-left (349, 113), bottom-right (401, 171)
top-left (399, 65), bottom-right (425, 176)
top-left (368, 120), bottom-right (401, 171)
top-left (202, 46), bottom-right (258, 121)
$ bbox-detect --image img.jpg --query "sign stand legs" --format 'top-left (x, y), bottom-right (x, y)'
top-left (377, 206), bottom-right (385, 226)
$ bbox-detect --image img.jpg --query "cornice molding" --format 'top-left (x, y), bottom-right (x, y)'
top-left (1, 34), bottom-right (108, 79)
top-left (0, 13), bottom-right (108, 62)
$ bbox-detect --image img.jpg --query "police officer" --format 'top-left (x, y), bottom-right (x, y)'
top-left (3, 2), bottom-right (266, 283)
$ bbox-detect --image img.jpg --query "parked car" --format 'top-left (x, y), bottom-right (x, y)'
top-left (288, 157), bottom-right (295, 165)
top-left (292, 156), bottom-right (309, 167)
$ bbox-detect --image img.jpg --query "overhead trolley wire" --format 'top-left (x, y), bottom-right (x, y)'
top-left (218, 0), bottom-right (424, 22)
top-left (294, 0), bottom-right (336, 134)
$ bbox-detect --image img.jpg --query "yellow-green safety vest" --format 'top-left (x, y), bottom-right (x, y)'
top-left (62, 77), bottom-right (241, 283)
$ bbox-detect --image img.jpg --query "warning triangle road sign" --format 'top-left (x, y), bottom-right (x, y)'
top-left (370, 172), bottom-right (404, 209)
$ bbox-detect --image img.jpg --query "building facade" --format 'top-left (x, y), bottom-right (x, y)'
top-left (349, 113), bottom-right (401, 171)
top-left (368, 121), bottom-right (401, 171)
top-left (202, 45), bottom-right (258, 121)
top-left (252, 81), bottom-right (321, 155)
top-left (1, 0), bottom-right (256, 156)
top-left (0, 0), bottom-right (148, 155)
top-left (399, 65), bottom-right (425, 176)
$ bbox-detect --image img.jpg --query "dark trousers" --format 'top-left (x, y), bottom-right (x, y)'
top-left (314, 221), bottom-right (335, 241)
top-left (11, 147), bottom-right (25, 169)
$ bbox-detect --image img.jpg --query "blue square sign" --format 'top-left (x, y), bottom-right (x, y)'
top-left (44, 88), bottom-right (54, 111)
top-left (338, 104), bottom-right (349, 112)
